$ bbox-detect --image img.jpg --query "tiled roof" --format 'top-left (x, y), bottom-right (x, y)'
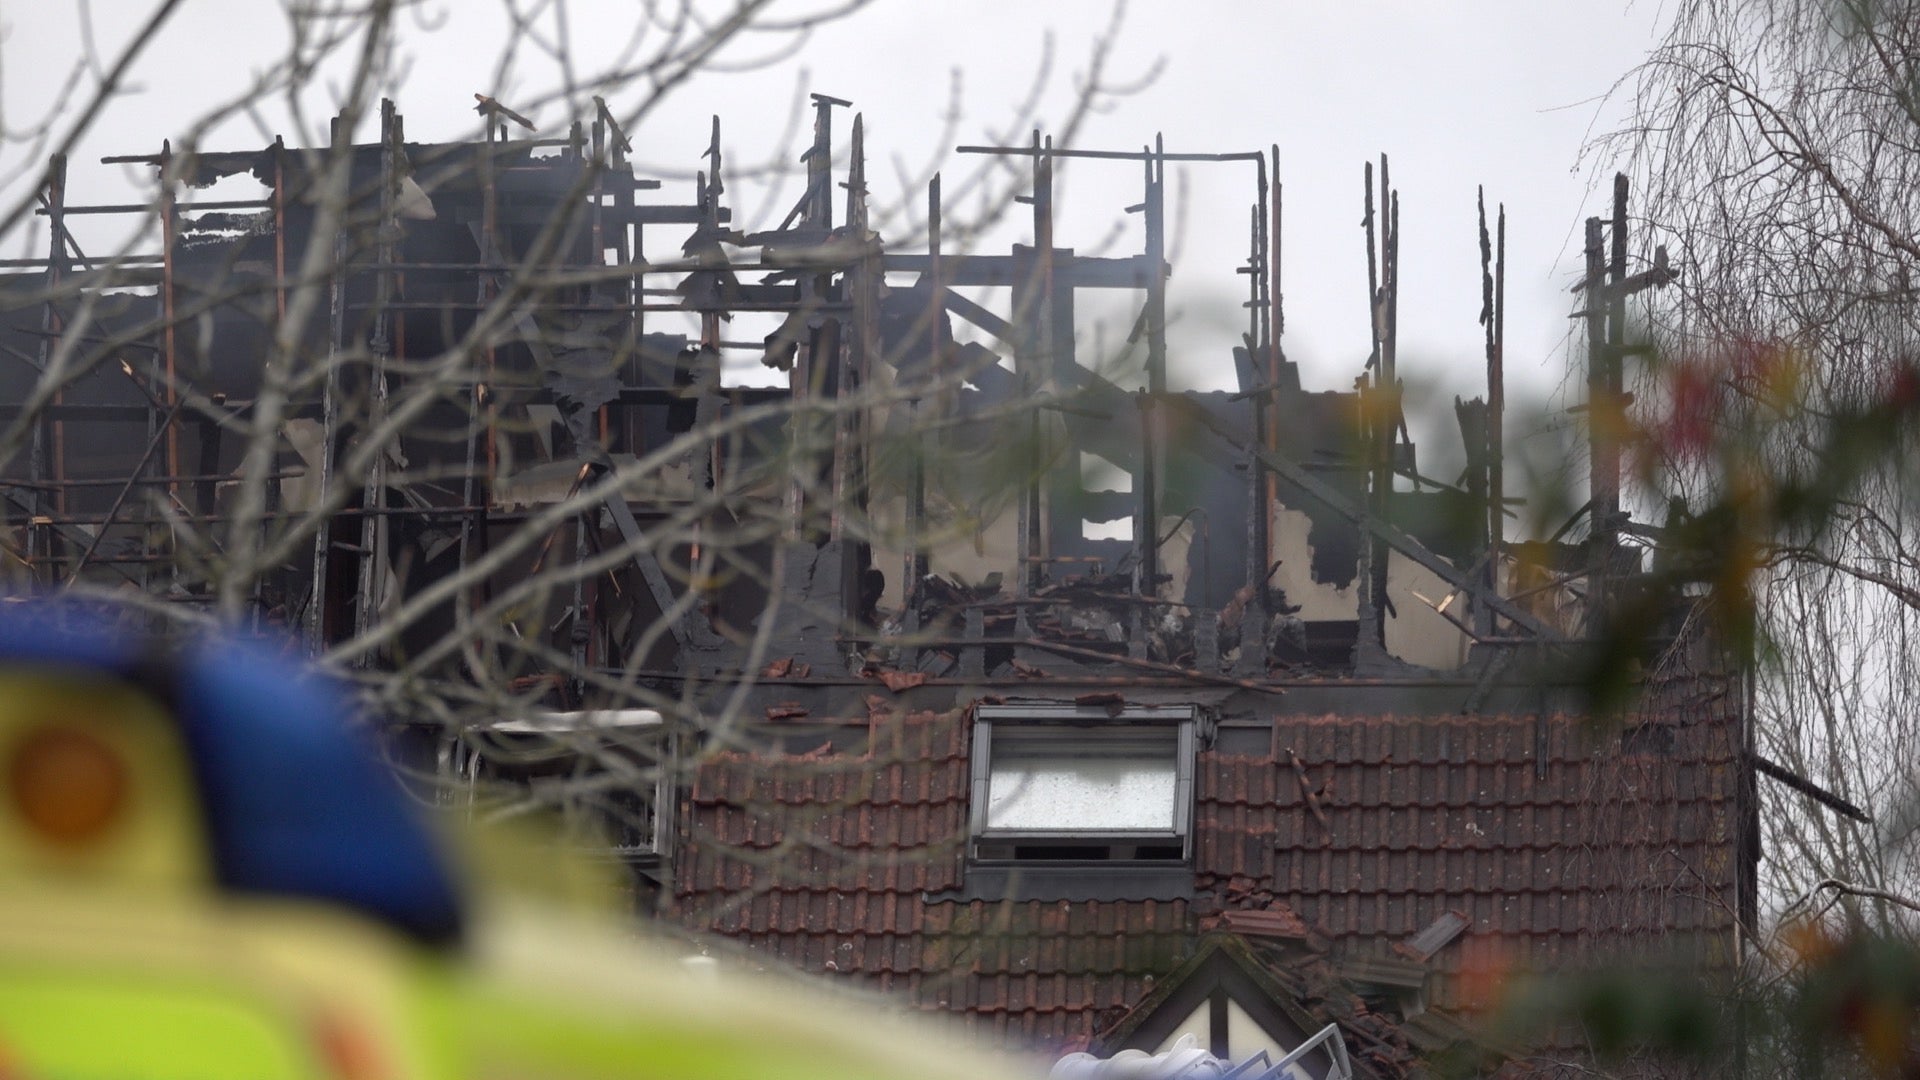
top-left (1201, 707), bottom-right (1745, 1016)
top-left (672, 688), bottom-right (1746, 1058)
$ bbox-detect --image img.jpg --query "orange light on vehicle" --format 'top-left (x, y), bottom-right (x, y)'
top-left (9, 726), bottom-right (128, 846)
top-left (312, 1009), bottom-right (388, 1080)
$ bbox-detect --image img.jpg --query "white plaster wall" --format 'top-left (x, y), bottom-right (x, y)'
top-left (869, 494), bottom-right (1020, 613)
top-left (876, 490), bottom-right (1474, 674)
top-left (1149, 999), bottom-right (1310, 1079)
top-left (1268, 501), bottom-right (1469, 671)
top-left (873, 508), bottom-right (1191, 614)
top-left (1151, 1001), bottom-right (1212, 1058)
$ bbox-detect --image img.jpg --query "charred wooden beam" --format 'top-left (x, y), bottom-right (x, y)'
top-left (884, 252), bottom-right (1161, 290)
top-left (595, 472), bottom-right (722, 654)
top-left (1750, 752), bottom-right (1870, 823)
top-left (1192, 408), bottom-right (1562, 641)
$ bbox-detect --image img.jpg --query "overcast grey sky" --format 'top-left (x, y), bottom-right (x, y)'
top-left (0, 1), bottom-right (1666, 478)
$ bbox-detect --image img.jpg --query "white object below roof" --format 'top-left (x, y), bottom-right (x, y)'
top-left (483, 709), bottom-right (664, 734)
top-left (1051, 1035), bottom-right (1225, 1080)
top-left (1051, 1026), bottom-right (1350, 1080)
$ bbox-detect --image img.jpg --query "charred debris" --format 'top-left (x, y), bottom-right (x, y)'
top-left (0, 96), bottom-right (1700, 724)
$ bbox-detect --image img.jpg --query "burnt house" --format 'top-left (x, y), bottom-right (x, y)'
top-left (1, 98), bottom-right (1765, 1074)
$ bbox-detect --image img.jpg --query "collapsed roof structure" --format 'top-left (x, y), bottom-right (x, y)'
top-left (0, 96), bottom-right (1776, 1073)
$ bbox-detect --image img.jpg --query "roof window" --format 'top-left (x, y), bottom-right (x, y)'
top-left (969, 704), bottom-right (1195, 864)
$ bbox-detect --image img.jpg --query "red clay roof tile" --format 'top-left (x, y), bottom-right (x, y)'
top-left (671, 701), bottom-right (1745, 1055)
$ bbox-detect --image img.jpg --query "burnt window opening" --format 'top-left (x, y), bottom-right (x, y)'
top-left (968, 704), bottom-right (1196, 866)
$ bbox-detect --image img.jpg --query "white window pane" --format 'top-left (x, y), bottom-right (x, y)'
top-left (985, 742), bottom-right (1176, 832)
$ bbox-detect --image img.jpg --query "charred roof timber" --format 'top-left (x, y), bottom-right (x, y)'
top-left (0, 97), bottom-right (1711, 709)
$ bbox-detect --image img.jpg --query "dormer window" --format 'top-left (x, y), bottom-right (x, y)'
top-left (969, 704), bottom-right (1195, 863)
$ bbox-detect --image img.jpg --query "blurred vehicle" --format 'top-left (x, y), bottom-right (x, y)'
top-left (0, 604), bottom-right (1019, 1080)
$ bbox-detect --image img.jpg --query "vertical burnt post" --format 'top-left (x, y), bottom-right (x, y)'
top-left (1241, 200), bottom-right (1265, 597)
top-left (925, 171), bottom-right (951, 418)
top-left (692, 115), bottom-right (726, 502)
top-left (698, 118), bottom-right (724, 393)
top-left (834, 114), bottom-right (863, 538)
top-left (1355, 161), bottom-right (1379, 654)
top-left (354, 99), bottom-right (400, 650)
top-left (1037, 135), bottom-right (1084, 602)
top-left (142, 145), bottom-right (170, 588)
top-left (804, 94), bottom-right (840, 227)
top-left (1354, 158), bottom-right (1396, 659)
top-left (272, 136), bottom-right (289, 327)
top-left (596, 97), bottom-right (639, 456)
top-left (1131, 389), bottom-right (1157, 663)
top-left (194, 402), bottom-right (223, 536)
top-left (901, 173), bottom-right (943, 670)
top-left (1137, 136), bottom-right (1167, 616)
top-left (47, 156), bottom-right (68, 532)
top-left (1247, 202), bottom-right (1264, 365)
top-left (1608, 173), bottom-right (1630, 415)
top-left (1266, 144), bottom-right (1284, 579)
top-left (158, 140), bottom-right (181, 510)
top-left (1033, 133), bottom-right (1056, 380)
top-left (308, 116), bottom-right (350, 653)
top-left (456, 104), bottom-right (503, 650)
top-left (574, 115), bottom-right (611, 690)
top-left (786, 93), bottom-right (846, 543)
top-left (253, 135), bottom-right (287, 626)
top-left (31, 153), bottom-right (68, 584)
top-left (696, 118), bottom-right (725, 508)
top-left (1468, 190), bottom-right (1497, 638)
top-left (1233, 151), bottom-right (1273, 677)
top-left (1581, 176), bottom-right (1680, 624)
top-left (663, 115), bottom-right (729, 685)
top-left (839, 113), bottom-right (879, 626)
top-left (1144, 135), bottom-right (1168, 395)
top-left (1478, 195), bottom-right (1507, 638)
top-left (1583, 185), bottom-right (1620, 618)
top-left (1604, 174), bottom-right (1630, 583)
top-left (589, 113), bottom-right (608, 450)
top-left (1043, 143), bottom-right (1077, 386)
top-left (1492, 207), bottom-right (1506, 610)
top-left (1376, 167), bottom-right (1399, 648)
top-left (902, 396), bottom-right (925, 673)
top-left (1014, 131), bottom-right (1053, 611)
